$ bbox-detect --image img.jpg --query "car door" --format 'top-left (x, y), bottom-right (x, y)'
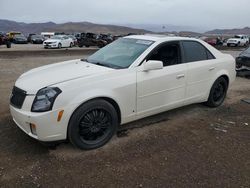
top-left (136, 42), bottom-right (187, 118)
top-left (61, 37), bottom-right (68, 47)
top-left (181, 41), bottom-right (217, 104)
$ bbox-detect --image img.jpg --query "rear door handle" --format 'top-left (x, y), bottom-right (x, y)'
top-left (176, 74), bottom-right (185, 79)
top-left (209, 67), bottom-right (215, 71)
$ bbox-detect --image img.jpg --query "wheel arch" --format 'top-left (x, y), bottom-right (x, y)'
top-left (205, 72), bottom-right (230, 101)
top-left (67, 96), bottom-right (122, 139)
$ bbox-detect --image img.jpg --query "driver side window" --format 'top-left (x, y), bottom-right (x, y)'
top-left (147, 42), bottom-right (181, 67)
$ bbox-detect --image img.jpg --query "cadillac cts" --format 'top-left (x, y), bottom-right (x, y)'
top-left (10, 35), bottom-right (236, 149)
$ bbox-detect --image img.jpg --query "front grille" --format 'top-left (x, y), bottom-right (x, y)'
top-left (44, 42), bottom-right (52, 44)
top-left (10, 86), bottom-right (27, 109)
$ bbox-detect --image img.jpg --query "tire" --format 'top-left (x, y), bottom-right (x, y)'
top-left (85, 45), bottom-right (90, 48)
top-left (6, 41), bottom-right (11, 48)
top-left (204, 77), bottom-right (228, 107)
top-left (70, 42), bottom-right (73, 48)
top-left (68, 99), bottom-right (118, 150)
top-left (58, 43), bottom-right (62, 49)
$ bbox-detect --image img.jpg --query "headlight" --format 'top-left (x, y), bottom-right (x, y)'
top-left (31, 87), bottom-right (62, 112)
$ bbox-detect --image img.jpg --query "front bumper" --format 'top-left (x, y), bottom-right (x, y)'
top-left (43, 43), bottom-right (58, 48)
top-left (10, 105), bottom-right (69, 142)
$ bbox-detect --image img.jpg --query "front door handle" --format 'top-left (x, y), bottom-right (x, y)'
top-left (176, 74), bottom-right (185, 79)
top-left (209, 67), bottom-right (215, 71)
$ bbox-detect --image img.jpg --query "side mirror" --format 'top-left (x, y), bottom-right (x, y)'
top-left (143, 60), bottom-right (163, 71)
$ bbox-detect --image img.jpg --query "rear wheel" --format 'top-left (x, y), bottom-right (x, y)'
top-left (204, 77), bottom-right (228, 107)
top-left (70, 42), bottom-right (73, 48)
top-left (68, 99), bottom-right (118, 150)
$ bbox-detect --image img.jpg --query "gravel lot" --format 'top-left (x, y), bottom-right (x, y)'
top-left (0, 46), bottom-right (249, 187)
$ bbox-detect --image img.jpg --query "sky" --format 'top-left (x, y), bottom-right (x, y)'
top-left (0, 0), bottom-right (249, 31)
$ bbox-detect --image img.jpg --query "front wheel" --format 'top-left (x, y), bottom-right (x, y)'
top-left (204, 77), bottom-right (228, 107)
top-left (58, 43), bottom-right (62, 49)
top-left (69, 42), bottom-right (73, 48)
top-left (68, 99), bottom-right (118, 150)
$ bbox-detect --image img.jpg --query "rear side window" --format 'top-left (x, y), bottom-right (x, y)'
top-left (182, 41), bottom-right (214, 63)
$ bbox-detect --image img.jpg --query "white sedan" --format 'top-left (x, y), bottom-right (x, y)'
top-left (10, 35), bottom-right (236, 149)
top-left (43, 35), bottom-right (74, 49)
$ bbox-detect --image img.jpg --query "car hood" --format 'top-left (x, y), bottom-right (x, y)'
top-left (228, 38), bottom-right (240, 41)
top-left (44, 39), bottom-right (60, 43)
top-left (15, 59), bottom-right (113, 94)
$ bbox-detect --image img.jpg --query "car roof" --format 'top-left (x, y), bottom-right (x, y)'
top-left (125, 34), bottom-right (199, 42)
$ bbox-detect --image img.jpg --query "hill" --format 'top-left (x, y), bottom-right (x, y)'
top-left (206, 27), bottom-right (250, 35)
top-left (0, 19), bottom-right (149, 35)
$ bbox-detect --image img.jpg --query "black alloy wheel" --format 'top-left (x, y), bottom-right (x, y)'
top-left (79, 109), bottom-right (112, 144)
top-left (68, 99), bottom-right (118, 150)
top-left (205, 77), bottom-right (228, 107)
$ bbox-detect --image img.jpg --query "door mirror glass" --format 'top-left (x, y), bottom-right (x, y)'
top-left (143, 60), bottom-right (163, 71)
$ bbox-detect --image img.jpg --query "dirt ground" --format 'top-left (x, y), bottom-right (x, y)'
top-left (0, 48), bottom-right (249, 188)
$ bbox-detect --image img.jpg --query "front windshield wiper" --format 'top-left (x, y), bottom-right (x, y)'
top-left (81, 59), bottom-right (123, 69)
top-left (94, 62), bottom-right (111, 68)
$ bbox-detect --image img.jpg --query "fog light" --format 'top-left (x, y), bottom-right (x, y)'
top-left (30, 123), bottom-right (37, 135)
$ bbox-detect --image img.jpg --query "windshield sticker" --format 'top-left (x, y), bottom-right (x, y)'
top-left (136, 40), bottom-right (153, 45)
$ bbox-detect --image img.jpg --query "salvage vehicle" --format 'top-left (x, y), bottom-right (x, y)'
top-left (98, 34), bottom-right (114, 44)
top-left (68, 35), bottom-right (78, 46)
top-left (204, 37), bottom-right (223, 46)
top-left (227, 35), bottom-right (249, 47)
top-left (10, 35), bottom-right (236, 150)
top-left (7, 31), bottom-right (22, 42)
top-left (13, 35), bottom-right (28, 44)
top-left (43, 35), bottom-right (74, 49)
top-left (31, 35), bottom-right (45, 44)
top-left (27, 33), bottom-right (36, 43)
top-left (0, 32), bottom-right (11, 48)
top-left (78, 32), bottom-right (107, 48)
top-left (236, 47), bottom-right (250, 74)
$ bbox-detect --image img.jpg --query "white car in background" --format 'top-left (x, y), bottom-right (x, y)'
top-left (43, 35), bottom-right (74, 49)
top-left (10, 35), bottom-right (236, 150)
top-left (227, 35), bottom-right (249, 47)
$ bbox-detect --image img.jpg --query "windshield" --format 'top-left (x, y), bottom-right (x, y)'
top-left (242, 47), bottom-right (250, 55)
top-left (32, 35), bottom-right (43, 39)
top-left (51, 36), bottom-right (63, 39)
top-left (234, 35), bottom-right (241, 38)
top-left (87, 38), bottom-right (154, 69)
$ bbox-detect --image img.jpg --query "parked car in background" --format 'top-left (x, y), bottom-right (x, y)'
top-left (43, 35), bottom-right (74, 49)
top-left (7, 31), bottom-right (22, 42)
top-left (27, 33), bottom-right (36, 43)
top-left (68, 35), bottom-right (78, 46)
top-left (10, 35), bottom-right (236, 150)
top-left (204, 37), bottom-right (223, 46)
top-left (13, 35), bottom-right (28, 44)
top-left (98, 34), bottom-right (114, 44)
top-left (78, 32), bottom-right (107, 48)
top-left (31, 35), bottom-right (45, 44)
top-left (236, 47), bottom-right (250, 71)
top-left (0, 32), bottom-right (11, 48)
top-left (41, 32), bottom-right (55, 40)
top-left (227, 35), bottom-right (249, 47)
